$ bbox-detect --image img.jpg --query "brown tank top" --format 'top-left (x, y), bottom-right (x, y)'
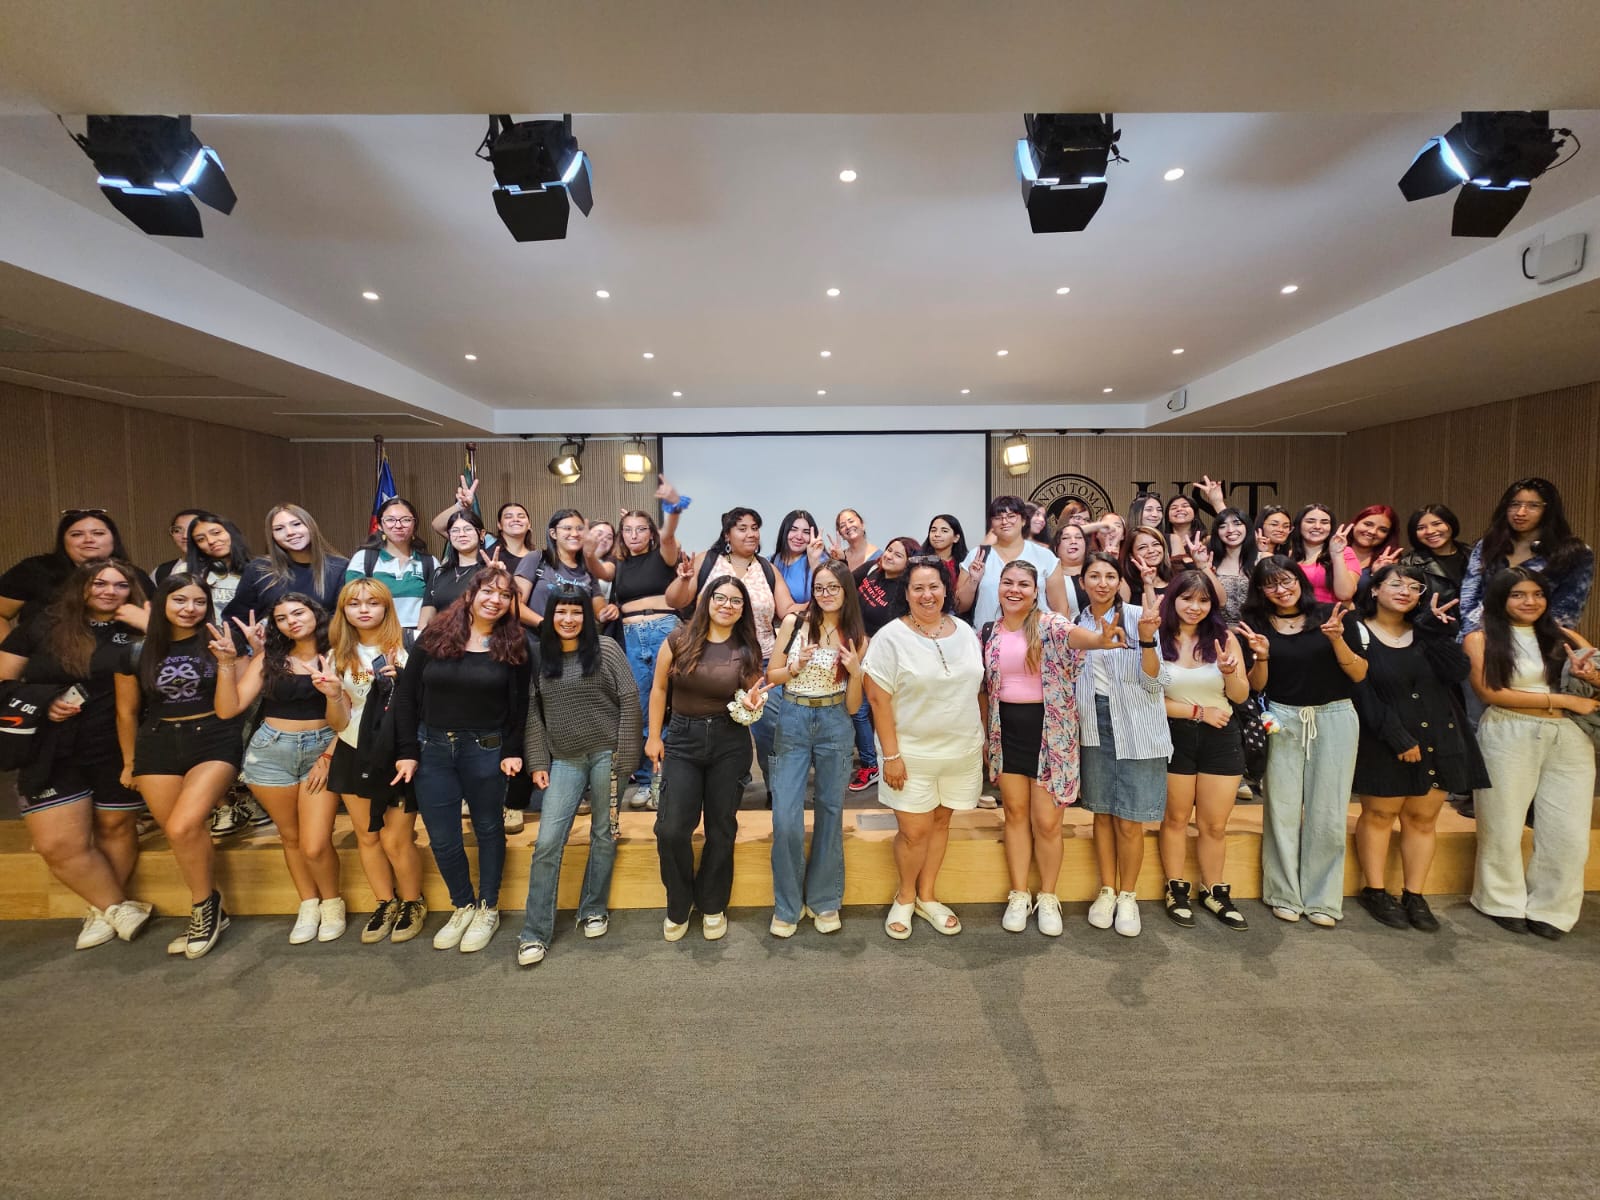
top-left (672, 638), bottom-right (747, 717)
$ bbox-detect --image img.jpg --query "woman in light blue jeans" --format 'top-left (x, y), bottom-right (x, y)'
top-left (1238, 557), bottom-right (1368, 926)
top-left (764, 561), bottom-right (869, 937)
top-left (516, 588), bottom-right (641, 966)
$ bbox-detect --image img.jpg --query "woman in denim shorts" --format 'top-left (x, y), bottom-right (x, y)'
top-left (114, 573), bottom-right (243, 959)
top-left (215, 592), bottom-right (341, 945)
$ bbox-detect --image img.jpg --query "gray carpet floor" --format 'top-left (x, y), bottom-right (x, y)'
top-left (2, 897), bottom-right (1598, 1200)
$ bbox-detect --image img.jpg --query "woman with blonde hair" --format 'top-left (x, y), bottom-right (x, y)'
top-left (222, 504), bottom-right (349, 639)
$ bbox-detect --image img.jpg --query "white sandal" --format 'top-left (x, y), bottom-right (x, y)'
top-left (884, 899), bottom-right (914, 940)
top-left (914, 898), bottom-right (962, 935)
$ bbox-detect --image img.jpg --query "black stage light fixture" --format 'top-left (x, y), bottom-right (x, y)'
top-left (1016, 113), bottom-right (1124, 234)
top-left (70, 115), bottom-right (236, 237)
top-left (1398, 111), bottom-right (1573, 238)
top-left (479, 114), bottom-right (594, 242)
top-left (548, 437), bottom-right (585, 485)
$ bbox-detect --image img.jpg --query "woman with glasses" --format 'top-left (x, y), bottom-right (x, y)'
top-left (0, 559), bottom-right (153, 951)
top-left (0, 509), bottom-right (153, 637)
top-left (422, 510), bottom-right (496, 628)
top-left (1254, 505), bottom-right (1293, 558)
top-left (517, 508), bottom-right (610, 628)
top-left (1238, 557), bottom-right (1368, 926)
top-left (764, 561), bottom-right (867, 936)
top-left (431, 477), bottom-right (537, 571)
top-left (346, 497), bottom-right (437, 638)
top-left (392, 566), bottom-right (530, 954)
top-left (864, 559), bottom-right (984, 939)
top-left (1459, 478), bottom-right (1593, 636)
top-left (1349, 563), bottom-right (1480, 933)
top-left (968, 495), bottom-right (1059, 630)
top-left (222, 505), bottom-right (348, 641)
top-left (646, 577), bottom-right (771, 942)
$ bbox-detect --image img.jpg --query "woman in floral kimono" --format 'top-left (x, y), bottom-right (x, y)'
top-left (981, 560), bottom-right (1124, 936)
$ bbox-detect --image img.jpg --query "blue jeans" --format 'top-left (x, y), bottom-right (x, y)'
top-left (768, 699), bottom-right (851, 922)
top-left (851, 701), bottom-right (878, 771)
top-left (1262, 700), bottom-right (1359, 919)
top-left (519, 750), bottom-right (618, 946)
top-left (413, 725), bottom-right (509, 908)
top-left (749, 674), bottom-right (783, 789)
top-left (623, 615), bottom-right (678, 785)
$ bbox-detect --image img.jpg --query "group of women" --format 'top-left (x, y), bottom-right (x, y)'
top-left (1, 471), bottom-right (1595, 963)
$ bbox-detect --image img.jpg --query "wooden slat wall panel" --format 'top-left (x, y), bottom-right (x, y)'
top-left (0, 382), bottom-right (58, 553)
top-left (123, 407), bottom-right (198, 562)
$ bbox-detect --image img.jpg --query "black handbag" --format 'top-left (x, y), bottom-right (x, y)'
top-left (1233, 691), bottom-right (1270, 781)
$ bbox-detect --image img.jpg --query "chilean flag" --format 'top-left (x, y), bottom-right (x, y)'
top-left (369, 443), bottom-right (398, 534)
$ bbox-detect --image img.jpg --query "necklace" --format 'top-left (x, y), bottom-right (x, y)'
top-left (1269, 611), bottom-right (1305, 632)
top-left (906, 614), bottom-right (951, 675)
top-left (449, 559), bottom-right (479, 583)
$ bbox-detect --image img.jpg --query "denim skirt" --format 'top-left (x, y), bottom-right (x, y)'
top-left (1078, 694), bottom-right (1167, 821)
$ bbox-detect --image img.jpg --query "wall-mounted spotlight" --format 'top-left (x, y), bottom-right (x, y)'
top-left (621, 438), bottom-right (652, 483)
top-left (1398, 111), bottom-right (1573, 237)
top-left (479, 114), bottom-right (594, 242)
top-left (70, 115), bottom-right (237, 237)
top-left (1001, 433), bottom-right (1033, 477)
top-left (548, 437), bottom-right (585, 485)
top-left (1016, 113), bottom-right (1124, 234)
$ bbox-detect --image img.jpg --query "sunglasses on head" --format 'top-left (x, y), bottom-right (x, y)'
top-left (61, 508), bottom-right (109, 520)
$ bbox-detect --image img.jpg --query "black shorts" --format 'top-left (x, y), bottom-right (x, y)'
top-left (998, 701), bottom-right (1044, 778)
top-left (1167, 716), bottom-right (1245, 777)
top-left (327, 737), bottom-right (412, 810)
top-left (19, 748), bottom-right (143, 815)
top-left (133, 713), bottom-right (245, 777)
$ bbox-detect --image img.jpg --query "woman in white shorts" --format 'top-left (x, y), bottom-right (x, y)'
top-left (863, 558), bottom-right (984, 939)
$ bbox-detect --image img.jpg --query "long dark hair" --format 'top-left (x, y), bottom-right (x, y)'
top-left (139, 573), bottom-right (215, 693)
top-left (771, 510), bottom-right (818, 565)
top-left (1479, 566), bottom-right (1571, 691)
top-left (1406, 504), bottom-right (1461, 555)
top-left (1254, 504), bottom-right (1291, 552)
top-left (1241, 555), bottom-right (1323, 629)
top-left (1207, 506), bottom-right (1259, 573)
top-left (184, 511), bottom-right (252, 577)
top-left (544, 508), bottom-right (587, 564)
top-left (51, 509), bottom-right (133, 567)
top-left (710, 507), bottom-right (763, 558)
top-left (416, 566), bottom-right (526, 664)
top-left (44, 559), bottom-right (146, 677)
top-left (363, 497), bottom-right (432, 559)
top-left (440, 509), bottom-right (487, 570)
top-left (805, 560), bottom-right (867, 649)
top-left (1078, 550), bottom-right (1126, 628)
top-left (1288, 503), bottom-right (1338, 573)
top-left (538, 585), bottom-right (600, 678)
top-left (1121, 524), bottom-right (1172, 590)
top-left (1165, 493), bottom-right (1207, 540)
top-left (870, 536), bottom-right (924, 579)
top-left (1158, 570), bottom-right (1228, 662)
top-left (1125, 490), bottom-right (1162, 535)
top-left (1477, 477), bottom-right (1586, 578)
top-left (1356, 562), bottom-right (1430, 621)
top-left (262, 593), bottom-right (330, 685)
top-left (495, 502), bottom-right (535, 555)
top-left (669, 574), bottom-right (761, 684)
top-left (924, 513), bottom-right (970, 567)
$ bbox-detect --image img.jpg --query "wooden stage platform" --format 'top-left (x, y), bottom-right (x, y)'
top-left (5, 800), bottom-right (1600, 919)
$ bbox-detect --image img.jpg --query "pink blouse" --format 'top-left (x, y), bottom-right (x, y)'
top-left (993, 627), bottom-right (1044, 703)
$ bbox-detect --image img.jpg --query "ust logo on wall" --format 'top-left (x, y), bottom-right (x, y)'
top-left (1028, 473), bottom-right (1115, 522)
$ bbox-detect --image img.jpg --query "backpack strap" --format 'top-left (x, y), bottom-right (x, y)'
top-left (361, 546), bottom-right (380, 578)
top-left (980, 621), bottom-right (996, 649)
top-left (781, 616), bottom-right (804, 657)
top-left (695, 552), bottom-right (716, 593)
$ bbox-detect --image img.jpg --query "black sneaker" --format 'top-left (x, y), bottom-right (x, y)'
top-left (1198, 883), bottom-right (1248, 930)
top-left (390, 898), bottom-right (427, 944)
top-left (1358, 886), bottom-right (1410, 929)
top-left (1400, 890), bottom-right (1439, 933)
top-left (1526, 919), bottom-right (1565, 941)
top-left (361, 899), bottom-right (400, 944)
top-left (1164, 879), bottom-right (1196, 927)
top-left (185, 891), bottom-right (228, 960)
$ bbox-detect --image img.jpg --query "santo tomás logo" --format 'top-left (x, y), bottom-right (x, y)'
top-left (1028, 473), bottom-right (1114, 522)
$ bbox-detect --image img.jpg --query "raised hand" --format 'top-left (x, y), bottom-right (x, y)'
top-left (807, 535), bottom-right (827, 565)
top-left (1215, 637), bottom-right (1239, 675)
top-left (825, 533), bottom-right (846, 559)
top-left (742, 680), bottom-right (774, 711)
top-left (675, 552), bottom-right (695, 580)
top-left (838, 638), bottom-right (863, 677)
top-left (1374, 545), bottom-right (1402, 570)
top-left (1137, 606), bottom-right (1160, 646)
top-left (1093, 613), bottom-right (1128, 650)
top-left (206, 621), bottom-right (238, 662)
top-left (310, 653), bottom-right (344, 698)
top-left (232, 610), bottom-right (267, 655)
top-left (1330, 523), bottom-right (1352, 554)
top-left (654, 475), bottom-right (681, 506)
top-left (1255, 528), bottom-right (1276, 556)
top-left (1187, 533), bottom-right (1212, 569)
top-left (1563, 639), bottom-right (1600, 684)
top-left (1321, 602), bottom-right (1352, 641)
top-left (455, 474), bottom-right (480, 510)
top-left (1429, 595), bottom-right (1459, 625)
top-left (1233, 622), bottom-right (1270, 659)
top-left (1193, 474), bottom-right (1226, 513)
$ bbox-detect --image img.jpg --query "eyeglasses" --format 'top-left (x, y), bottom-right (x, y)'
top-left (382, 516), bottom-right (416, 527)
top-left (993, 512), bottom-right (1022, 522)
top-left (710, 593), bottom-right (744, 607)
top-left (814, 584), bottom-right (842, 596)
top-left (1381, 581), bottom-right (1427, 596)
top-left (1262, 578), bottom-right (1298, 592)
top-left (1506, 501), bottom-right (1547, 512)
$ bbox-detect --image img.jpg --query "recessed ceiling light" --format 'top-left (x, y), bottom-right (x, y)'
top-left (838, 169), bottom-right (857, 183)
top-left (595, 289), bottom-right (611, 299)
top-left (819, 350), bottom-right (832, 358)
top-left (642, 352), bottom-right (655, 359)
top-left (960, 388), bottom-right (971, 395)
top-left (361, 290), bottom-right (380, 301)
top-left (671, 390), bottom-right (682, 397)
top-left (464, 354), bottom-right (478, 361)
top-left (817, 389), bottom-right (827, 396)
top-left (826, 287), bottom-right (841, 297)
top-left (1163, 167), bottom-right (1185, 182)
top-left (1280, 283), bottom-right (1300, 295)
top-left (1172, 347), bottom-right (1185, 355)
top-left (1055, 286), bottom-right (1071, 295)
top-left (996, 349), bottom-right (1009, 357)
top-left (1103, 387), bottom-right (1114, 393)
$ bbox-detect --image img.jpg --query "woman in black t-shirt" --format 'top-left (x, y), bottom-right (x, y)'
top-left (0, 509), bottom-right (153, 637)
top-left (0, 559), bottom-right (153, 951)
top-left (114, 573), bottom-right (242, 958)
top-left (419, 510), bottom-right (495, 628)
top-left (853, 537), bottom-right (918, 635)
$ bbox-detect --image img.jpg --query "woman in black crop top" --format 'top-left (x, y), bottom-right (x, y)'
top-left (584, 476), bottom-right (687, 809)
top-left (215, 592), bottom-right (346, 946)
top-left (646, 574), bottom-right (770, 942)
top-left (114, 574), bottom-right (244, 958)
top-left (392, 565), bottom-right (530, 955)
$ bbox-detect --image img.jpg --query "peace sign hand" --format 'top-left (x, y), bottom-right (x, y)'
top-left (310, 654), bottom-right (344, 698)
top-left (455, 475), bottom-right (479, 510)
top-left (1255, 528), bottom-right (1276, 556)
top-left (1321, 602), bottom-right (1352, 641)
top-left (838, 638), bottom-right (863, 677)
top-left (1562, 638), bottom-right (1600, 684)
top-left (825, 534), bottom-right (846, 559)
top-left (1187, 532), bottom-right (1212, 569)
top-left (1192, 474), bottom-right (1226, 513)
top-left (1330, 524), bottom-right (1352, 554)
top-left (675, 552), bottom-right (695, 580)
top-left (1233, 622), bottom-right (1270, 658)
top-left (206, 622), bottom-right (238, 662)
top-left (232, 611), bottom-right (267, 655)
top-left (741, 680), bottom-right (774, 711)
top-left (1428, 595), bottom-right (1459, 625)
top-left (1093, 613), bottom-right (1127, 651)
top-left (1215, 637), bottom-right (1239, 675)
top-left (807, 535), bottom-right (827, 565)
top-left (1136, 606), bottom-right (1160, 645)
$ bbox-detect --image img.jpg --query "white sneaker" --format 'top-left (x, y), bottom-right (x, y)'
top-left (105, 900), bottom-right (154, 942)
top-left (1036, 893), bottom-right (1064, 937)
top-left (1087, 886), bottom-right (1117, 929)
top-left (459, 902), bottom-right (500, 953)
top-left (1002, 889), bottom-right (1033, 933)
top-left (433, 904), bottom-right (476, 950)
top-left (517, 940), bottom-right (546, 966)
top-left (627, 785), bottom-right (650, 810)
top-left (702, 912), bottom-right (728, 941)
top-left (503, 807), bottom-right (525, 834)
top-left (976, 793), bottom-right (999, 810)
top-left (1114, 891), bottom-right (1141, 937)
top-left (208, 799), bottom-right (246, 837)
top-left (75, 907), bottom-right (115, 950)
top-left (317, 898), bottom-right (347, 942)
top-left (289, 898), bottom-right (321, 944)
top-left (242, 794), bottom-right (274, 828)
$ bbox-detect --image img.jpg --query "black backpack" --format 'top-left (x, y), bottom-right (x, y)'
top-left (681, 554), bottom-right (778, 621)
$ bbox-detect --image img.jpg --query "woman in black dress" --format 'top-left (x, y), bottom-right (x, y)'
top-left (1350, 563), bottom-right (1482, 932)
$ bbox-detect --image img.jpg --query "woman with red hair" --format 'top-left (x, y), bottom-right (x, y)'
top-left (1347, 505), bottom-right (1402, 577)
